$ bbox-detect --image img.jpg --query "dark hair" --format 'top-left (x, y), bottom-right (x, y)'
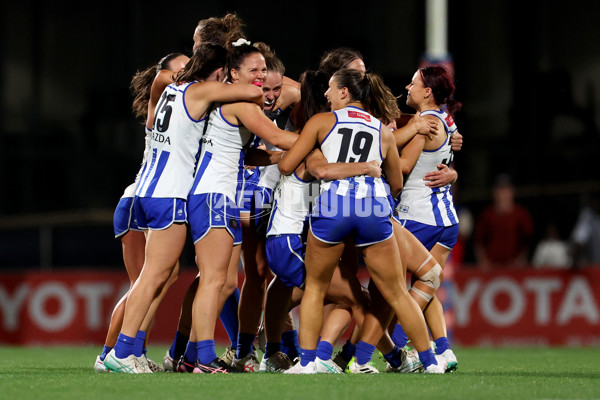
top-left (175, 43), bottom-right (227, 84)
top-left (254, 42), bottom-right (285, 76)
top-left (419, 64), bottom-right (462, 116)
top-left (226, 43), bottom-right (263, 82)
top-left (332, 69), bottom-right (400, 124)
top-left (290, 69), bottom-right (330, 130)
top-left (318, 47), bottom-right (364, 78)
top-left (130, 52), bottom-right (186, 119)
top-left (194, 13), bottom-right (246, 47)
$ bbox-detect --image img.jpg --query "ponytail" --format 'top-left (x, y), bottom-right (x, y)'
top-left (332, 69), bottom-right (400, 124)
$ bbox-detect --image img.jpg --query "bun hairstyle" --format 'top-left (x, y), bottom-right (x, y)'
top-left (419, 64), bottom-right (462, 116)
top-left (194, 13), bottom-right (246, 47)
top-left (175, 43), bottom-right (227, 84)
top-left (332, 68), bottom-right (400, 124)
top-left (130, 52), bottom-right (186, 119)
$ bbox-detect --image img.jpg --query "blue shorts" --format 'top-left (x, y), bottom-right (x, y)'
top-left (265, 234), bottom-right (306, 288)
top-left (400, 220), bottom-right (459, 251)
top-left (310, 192), bottom-right (393, 247)
top-left (113, 197), bottom-right (143, 238)
top-left (239, 169), bottom-right (260, 214)
top-left (188, 193), bottom-right (242, 245)
top-left (134, 197), bottom-right (187, 230)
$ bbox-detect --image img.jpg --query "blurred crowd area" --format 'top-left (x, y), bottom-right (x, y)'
top-left (0, 176), bottom-right (599, 272)
top-left (450, 175), bottom-right (600, 272)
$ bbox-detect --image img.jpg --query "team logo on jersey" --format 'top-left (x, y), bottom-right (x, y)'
top-left (229, 218), bottom-right (238, 229)
top-left (398, 204), bottom-right (409, 213)
top-left (348, 110), bottom-right (371, 122)
top-left (445, 114), bottom-right (455, 127)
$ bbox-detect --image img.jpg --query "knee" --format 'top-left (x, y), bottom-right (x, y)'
top-left (222, 277), bottom-right (238, 297)
top-left (418, 263), bottom-right (443, 292)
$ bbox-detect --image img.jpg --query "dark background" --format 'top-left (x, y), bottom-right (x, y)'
top-left (1, 0), bottom-right (599, 268)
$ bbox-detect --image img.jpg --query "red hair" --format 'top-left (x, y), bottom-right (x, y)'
top-left (419, 65), bottom-right (462, 116)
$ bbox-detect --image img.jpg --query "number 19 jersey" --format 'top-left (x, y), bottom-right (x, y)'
top-left (319, 106), bottom-right (388, 198)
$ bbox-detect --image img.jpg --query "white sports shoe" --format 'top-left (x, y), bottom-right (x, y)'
top-left (316, 357), bottom-right (343, 374)
top-left (348, 358), bottom-right (379, 374)
top-left (259, 351), bottom-right (294, 372)
top-left (163, 350), bottom-right (176, 372)
top-left (93, 355), bottom-right (109, 373)
top-left (386, 350), bottom-right (423, 373)
top-left (283, 361), bottom-right (316, 374)
top-left (104, 350), bottom-right (145, 374)
top-left (439, 349), bottom-right (458, 372)
top-left (423, 355), bottom-right (447, 374)
top-left (136, 355), bottom-right (153, 373)
top-left (232, 353), bottom-right (260, 372)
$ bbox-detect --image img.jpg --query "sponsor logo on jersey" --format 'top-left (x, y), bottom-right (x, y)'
top-left (348, 110), bottom-right (371, 122)
top-left (398, 204), bottom-right (409, 213)
top-left (153, 132), bottom-right (171, 145)
top-left (229, 218), bottom-right (238, 229)
top-left (201, 137), bottom-right (214, 146)
top-left (445, 114), bottom-right (455, 127)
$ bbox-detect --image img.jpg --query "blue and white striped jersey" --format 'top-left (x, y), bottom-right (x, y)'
top-left (397, 108), bottom-right (459, 227)
top-left (121, 126), bottom-right (153, 199)
top-left (189, 104), bottom-right (255, 204)
top-left (319, 106), bottom-right (388, 198)
top-left (266, 172), bottom-right (320, 236)
top-left (135, 82), bottom-right (207, 199)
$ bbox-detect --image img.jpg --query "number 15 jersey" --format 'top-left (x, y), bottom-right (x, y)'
top-left (136, 82), bottom-right (207, 199)
top-left (319, 106), bottom-right (388, 198)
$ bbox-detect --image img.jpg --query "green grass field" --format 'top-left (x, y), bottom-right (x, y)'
top-left (1, 346), bottom-right (599, 400)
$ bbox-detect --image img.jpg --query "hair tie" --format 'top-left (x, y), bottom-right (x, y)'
top-left (231, 38), bottom-right (251, 47)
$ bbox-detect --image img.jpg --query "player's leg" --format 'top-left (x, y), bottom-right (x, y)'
top-left (360, 236), bottom-right (444, 373)
top-left (95, 229), bottom-right (145, 372)
top-left (292, 231), bottom-right (344, 372)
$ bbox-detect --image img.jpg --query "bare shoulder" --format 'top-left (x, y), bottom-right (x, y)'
top-left (380, 123), bottom-right (396, 143)
top-left (307, 111), bottom-right (335, 126)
